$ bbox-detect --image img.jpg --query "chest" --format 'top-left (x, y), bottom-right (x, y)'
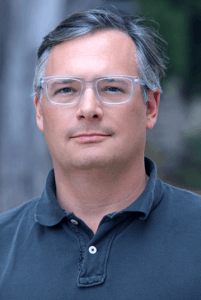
top-left (1, 219), bottom-right (201, 300)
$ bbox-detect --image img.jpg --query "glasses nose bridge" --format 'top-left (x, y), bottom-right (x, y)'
top-left (81, 79), bottom-right (98, 99)
top-left (83, 79), bottom-right (96, 92)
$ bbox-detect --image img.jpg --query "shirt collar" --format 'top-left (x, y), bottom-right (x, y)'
top-left (35, 169), bottom-right (66, 226)
top-left (35, 157), bottom-right (164, 226)
top-left (121, 157), bottom-right (164, 219)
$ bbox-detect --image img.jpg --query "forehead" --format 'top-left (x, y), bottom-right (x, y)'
top-left (44, 29), bottom-right (139, 78)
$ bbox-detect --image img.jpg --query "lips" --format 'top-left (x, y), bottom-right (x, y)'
top-left (71, 132), bottom-right (110, 138)
top-left (71, 132), bottom-right (111, 142)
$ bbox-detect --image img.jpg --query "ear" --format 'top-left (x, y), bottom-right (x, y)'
top-left (34, 94), bottom-right (44, 132)
top-left (146, 89), bottom-right (160, 130)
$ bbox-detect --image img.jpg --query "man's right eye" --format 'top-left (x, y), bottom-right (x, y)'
top-left (55, 87), bottom-right (75, 95)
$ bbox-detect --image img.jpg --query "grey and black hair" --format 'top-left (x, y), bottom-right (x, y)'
top-left (33, 7), bottom-right (167, 103)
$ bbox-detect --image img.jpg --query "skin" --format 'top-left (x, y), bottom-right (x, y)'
top-left (34, 29), bottom-right (160, 233)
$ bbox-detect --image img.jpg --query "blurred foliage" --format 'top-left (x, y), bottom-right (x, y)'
top-left (133, 0), bottom-right (201, 97)
top-left (173, 134), bottom-right (201, 189)
top-left (134, 0), bottom-right (201, 192)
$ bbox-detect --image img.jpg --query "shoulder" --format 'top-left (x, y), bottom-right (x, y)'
top-left (157, 179), bottom-right (201, 222)
top-left (0, 198), bottom-right (39, 236)
top-left (0, 197), bottom-right (39, 221)
top-left (0, 198), bottom-right (41, 272)
top-left (162, 181), bottom-right (201, 206)
top-left (147, 180), bottom-right (201, 249)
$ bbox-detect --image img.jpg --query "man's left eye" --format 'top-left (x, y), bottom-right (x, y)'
top-left (105, 86), bottom-right (123, 93)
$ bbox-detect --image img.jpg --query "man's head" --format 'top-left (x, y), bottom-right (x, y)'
top-left (34, 8), bottom-right (166, 174)
top-left (33, 7), bottom-right (166, 103)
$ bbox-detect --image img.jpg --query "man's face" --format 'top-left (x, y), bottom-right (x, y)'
top-left (34, 29), bottom-right (159, 172)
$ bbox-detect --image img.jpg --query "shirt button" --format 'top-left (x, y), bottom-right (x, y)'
top-left (70, 219), bottom-right (78, 225)
top-left (89, 246), bottom-right (97, 254)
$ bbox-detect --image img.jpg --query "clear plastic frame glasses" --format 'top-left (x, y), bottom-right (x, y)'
top-left (39, 75), bottom-right (145, 106)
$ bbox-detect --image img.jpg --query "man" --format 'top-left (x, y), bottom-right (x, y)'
top-left (1, 7), bottom-right (201, 300)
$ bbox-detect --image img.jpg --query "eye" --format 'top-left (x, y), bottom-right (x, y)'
top-left (104, 86), bottom-right (124, 93)
top-left (55, 87), bottom-right (76, 95)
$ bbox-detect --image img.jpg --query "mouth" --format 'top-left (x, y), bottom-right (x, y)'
top-left (71, 132), bottom-right (111, 143)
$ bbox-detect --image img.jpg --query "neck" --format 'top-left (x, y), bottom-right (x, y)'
top-left (54, 158), bottom-right (148, 233)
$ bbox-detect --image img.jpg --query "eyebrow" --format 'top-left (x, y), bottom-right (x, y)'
top-left (102, 79), bottom-right (129, 85)
top-left (49, 79), bottom-right (76, 90)
top-left (51, 79), bottom-right (74, 84)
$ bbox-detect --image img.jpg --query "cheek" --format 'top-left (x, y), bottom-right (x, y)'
top-left (114, 102), bottom-right (147, 135)
top-left (42, 106), bottom-right (67, 142)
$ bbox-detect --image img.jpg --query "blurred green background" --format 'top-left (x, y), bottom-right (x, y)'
top-left (134, 0), bottom-right (201, 193)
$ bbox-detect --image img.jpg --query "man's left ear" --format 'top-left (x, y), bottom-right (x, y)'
top-left (146, 89), bottom-right (160, 130)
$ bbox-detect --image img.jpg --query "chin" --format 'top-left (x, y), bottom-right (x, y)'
top-left (65, 150), bottom-right (117, 170)
top-left (71, 158), bottom-right (110, 170)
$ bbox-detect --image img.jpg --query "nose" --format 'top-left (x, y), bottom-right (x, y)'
top-left (76, 85), bottom-right (104, 121)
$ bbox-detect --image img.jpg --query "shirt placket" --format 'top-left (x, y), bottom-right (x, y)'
top-left (66, 213), bottom-right (127, 287)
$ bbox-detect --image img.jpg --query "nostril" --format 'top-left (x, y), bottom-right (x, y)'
top-left (93, 114), bottom-right (98, 118)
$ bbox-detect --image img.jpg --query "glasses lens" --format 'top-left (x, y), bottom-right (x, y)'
top-left (97, 77), bottom-right (133, 104)
top-left (46, 78), bottom-right (82, 104)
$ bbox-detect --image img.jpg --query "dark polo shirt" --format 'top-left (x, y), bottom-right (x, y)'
top-left (1, 158), bottom-right (201, 299)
